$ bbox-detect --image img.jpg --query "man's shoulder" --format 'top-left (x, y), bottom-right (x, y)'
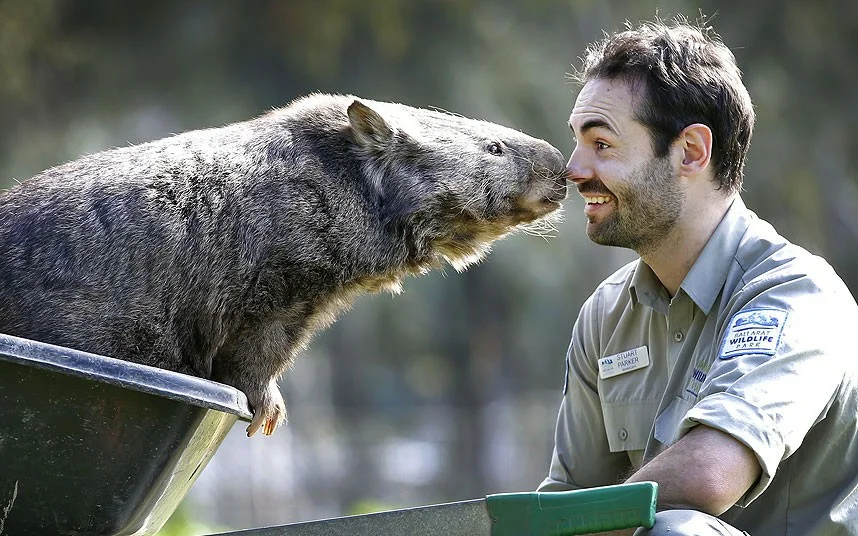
top-left (571, 259), bottom-right (641, 338)
top-left (737, 216), bottom-right (842, 287)
top-left (730, 215), bottom-right (854, 312)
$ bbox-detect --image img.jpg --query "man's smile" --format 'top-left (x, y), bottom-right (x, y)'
top-left (580, 193), bottom-right (615, 217)
top-left (582, 195), bottom-right (612, 205)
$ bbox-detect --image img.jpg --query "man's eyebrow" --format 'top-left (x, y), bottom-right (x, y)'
top-left (569, 118), bottom-right (618, 136)
top-left (579, 118), bottom-right (617, 135)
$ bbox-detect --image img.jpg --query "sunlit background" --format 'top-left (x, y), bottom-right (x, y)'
top-left (2, 0), bottom-right (856, 533)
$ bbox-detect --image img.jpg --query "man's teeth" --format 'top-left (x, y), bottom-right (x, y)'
top-left (585, 196), bottom-right (611, 204)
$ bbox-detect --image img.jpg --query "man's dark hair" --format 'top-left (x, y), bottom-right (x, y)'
top-left (574, 17), bottom-right (755, 194)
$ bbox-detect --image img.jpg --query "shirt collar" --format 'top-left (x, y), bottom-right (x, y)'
top-left (629, 197), bottom-right (754, 315)
top-left (629, 260), bottom-right (670, 315)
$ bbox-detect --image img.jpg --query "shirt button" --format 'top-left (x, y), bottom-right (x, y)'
top-left (673, 331), bottom-right (684, 342)
top-left (618, 428), bottom-right (629, 440)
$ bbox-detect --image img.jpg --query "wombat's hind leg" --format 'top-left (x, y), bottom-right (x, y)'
top-left (246, 378), bottom-right (287, 437)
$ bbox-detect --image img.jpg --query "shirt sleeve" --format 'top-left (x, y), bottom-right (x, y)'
top-left (538, 294), bottom-right (631, 491)
top-left (679, 270), bottom-right (850, 506)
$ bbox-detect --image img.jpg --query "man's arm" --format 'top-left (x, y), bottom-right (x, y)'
top-left (625, 424), bottom-right (761, 515)
top-left (587, 426), bottom-right (759, 536)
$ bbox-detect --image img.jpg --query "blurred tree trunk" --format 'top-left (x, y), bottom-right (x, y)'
top-left (328, 317), bottom-right (375, 511)
top-left (444, 266), bottom-right (508, 498)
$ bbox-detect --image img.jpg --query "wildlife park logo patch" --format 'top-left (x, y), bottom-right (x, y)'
top-left (720, 308), bottom-right (788, 359)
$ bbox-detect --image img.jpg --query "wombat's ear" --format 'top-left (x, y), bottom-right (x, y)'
top-left (347, 100), bottom-right (394, 149)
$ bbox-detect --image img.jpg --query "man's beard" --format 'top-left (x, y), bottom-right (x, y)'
top-left (586, 156), bottom-right (684, 253)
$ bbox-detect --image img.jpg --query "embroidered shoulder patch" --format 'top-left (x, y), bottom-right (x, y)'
top-left (720, 308), bottom-right (788, 359)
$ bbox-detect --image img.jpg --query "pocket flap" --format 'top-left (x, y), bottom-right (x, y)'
top-left (601, 401), bottom-right (660, 453)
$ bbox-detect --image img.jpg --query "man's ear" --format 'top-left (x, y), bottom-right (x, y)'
top-left (678, 123), bottom-right (713, 177)
top-left (348, 100), bottom-right (394, 149)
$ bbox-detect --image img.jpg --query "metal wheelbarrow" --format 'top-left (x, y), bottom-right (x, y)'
top-left (0, 332), bottom-right (251, 535)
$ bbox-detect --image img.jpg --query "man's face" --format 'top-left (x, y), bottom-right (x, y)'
top-left (566, 77), bottom-right (684, 252)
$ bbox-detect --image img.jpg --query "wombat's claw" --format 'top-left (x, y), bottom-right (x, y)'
top-left (246, 413), bottom-right (265, 437)
top-left (245, 388), bottom-right (286, 437)
top-left (263, 415), bottom-right (278, 436)
top-left (246, 410), bottom-right (284, 437)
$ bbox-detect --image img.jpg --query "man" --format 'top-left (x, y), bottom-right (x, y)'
top-left (540, 17), bottom-right (858, 536)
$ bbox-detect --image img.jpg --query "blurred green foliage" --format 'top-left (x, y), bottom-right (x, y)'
top-left (157, 505), bottom-right (222, 536)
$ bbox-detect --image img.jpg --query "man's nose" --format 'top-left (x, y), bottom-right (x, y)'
top-left (565, 147), bottom-right (594, 184)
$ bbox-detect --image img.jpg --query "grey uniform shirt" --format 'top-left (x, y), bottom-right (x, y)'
top-left (539, 198), bottom-right (858, 535)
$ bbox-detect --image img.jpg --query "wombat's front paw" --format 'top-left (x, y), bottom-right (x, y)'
top-left (246, 380), bottom-right (287, 437)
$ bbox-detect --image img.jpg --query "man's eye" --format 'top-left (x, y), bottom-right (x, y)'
top-left (595, 141), bottom-right (610, 151)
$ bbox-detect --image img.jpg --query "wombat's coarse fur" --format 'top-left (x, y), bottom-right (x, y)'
top-left (0, 93), bottom-right (567, 436)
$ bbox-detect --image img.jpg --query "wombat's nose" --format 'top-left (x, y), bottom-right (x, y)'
top-left (548, 144), bottom-right (565, 171)
top-left (534, 143), bottom-right (569, 202)
top-left (532, 141), bottom-right (566, 175)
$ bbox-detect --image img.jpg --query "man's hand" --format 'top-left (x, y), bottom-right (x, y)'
top-left (625, 425), bottom-right (761, 514)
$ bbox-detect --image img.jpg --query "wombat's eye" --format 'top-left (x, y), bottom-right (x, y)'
top-left (487, 142), bottom-right (503, 156)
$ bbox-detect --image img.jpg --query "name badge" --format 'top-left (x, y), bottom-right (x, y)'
top-left (599, 346), bottom-right (650, 379)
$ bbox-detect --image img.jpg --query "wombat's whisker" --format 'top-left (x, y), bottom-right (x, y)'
top-left (508, 152), bottom-right (535, 167)
top-left (529, 216), bottom-right (561, 232)
top-left (519, 225), bottom-right (556, 241)
top-left (514, 154), bottom-right (550, 180)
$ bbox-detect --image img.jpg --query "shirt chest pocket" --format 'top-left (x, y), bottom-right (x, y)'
top-left (596, 346), bottom-right (667, 454)
top-left (598, 367), bottom-right (661, 453)
top-left (600, 399), bottom-right (661, 453)
top-left (600, 387), bottom-right (697, 452)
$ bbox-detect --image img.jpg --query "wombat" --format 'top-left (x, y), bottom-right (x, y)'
top-left (0, 93), bottom-right (567, 436)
